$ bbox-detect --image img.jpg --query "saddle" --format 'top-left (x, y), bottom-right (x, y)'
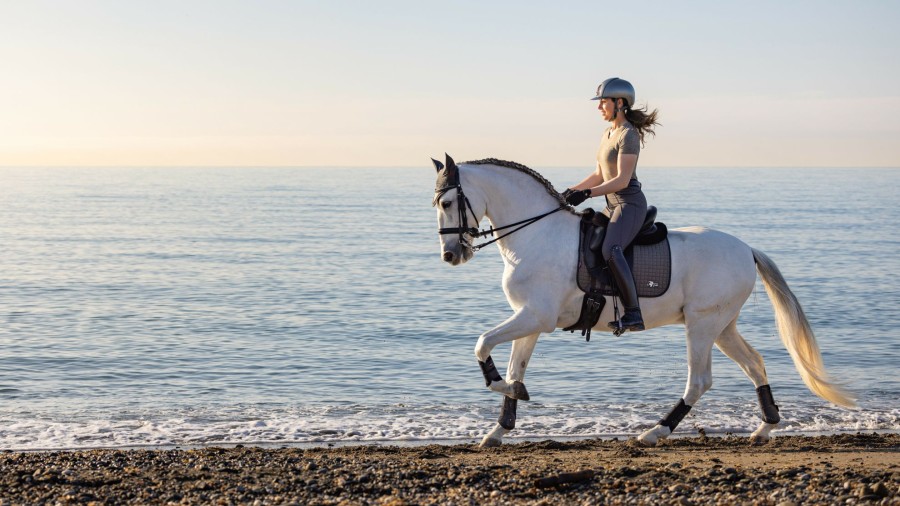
top-left (563, 206), bottom-right (671, 340)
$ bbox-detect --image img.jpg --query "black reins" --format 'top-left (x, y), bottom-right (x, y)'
top-left (434, 182), bottom-right (565, 251)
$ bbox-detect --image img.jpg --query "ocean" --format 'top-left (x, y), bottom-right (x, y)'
top-left (0, 166), bottom-right (897, 450)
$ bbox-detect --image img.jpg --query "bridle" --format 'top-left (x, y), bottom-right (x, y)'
top-left (434, 170), bottom-right (566, 252)
top-left (433, 181), bottom-right (480, 249)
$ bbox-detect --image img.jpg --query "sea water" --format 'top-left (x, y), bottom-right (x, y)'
top-left (0, 166), bottom-right (897, 450)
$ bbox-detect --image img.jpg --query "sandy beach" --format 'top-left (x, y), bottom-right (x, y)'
top-left (0, 433), bottom-right (897, 505)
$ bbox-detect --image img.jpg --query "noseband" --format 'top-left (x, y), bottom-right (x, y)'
top-left (434, 173), bottom-right (566, 252)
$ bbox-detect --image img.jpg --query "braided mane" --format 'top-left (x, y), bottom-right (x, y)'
top-left (463, 158), bottom-right (580, 216)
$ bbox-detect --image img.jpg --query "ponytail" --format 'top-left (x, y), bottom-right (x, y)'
top-left (624, 105), bottom-right (660, 146)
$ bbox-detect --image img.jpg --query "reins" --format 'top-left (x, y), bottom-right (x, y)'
top-left (468, 207), bottom-right (565, 251)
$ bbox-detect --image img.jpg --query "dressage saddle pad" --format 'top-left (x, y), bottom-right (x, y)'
top-left (574, 219), bottom-right (672, 298)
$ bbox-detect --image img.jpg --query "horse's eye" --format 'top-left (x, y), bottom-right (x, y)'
top-left (441, 200), bottom-right (452, 209)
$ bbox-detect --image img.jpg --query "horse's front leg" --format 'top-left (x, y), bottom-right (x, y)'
top-left (475, 308), bottom-right (550, 400)
top-left (480, 333), bottom-right (539, 448)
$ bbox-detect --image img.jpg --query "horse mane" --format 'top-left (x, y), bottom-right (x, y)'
top-left (463, 158), bottom-right (580, 215)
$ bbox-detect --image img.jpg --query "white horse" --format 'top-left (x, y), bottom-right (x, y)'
top-left (431, 155), bottom-right (855, 448)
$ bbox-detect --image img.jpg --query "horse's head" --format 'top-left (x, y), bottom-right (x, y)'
top-left (432, 154), bottom-right (481, 266)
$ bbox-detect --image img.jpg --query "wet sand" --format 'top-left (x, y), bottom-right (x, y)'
top-left (1, 433), bottom-right (897, 505)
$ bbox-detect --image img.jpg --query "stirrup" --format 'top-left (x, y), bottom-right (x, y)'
top-left (608, 320), bottom-right (645, 336)
top-left (608, 309), bottom-right (645, 336)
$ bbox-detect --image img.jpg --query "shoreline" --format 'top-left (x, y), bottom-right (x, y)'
top-left (1, 433), bottom-right (897, 505)
top-left (7, 428), bottom-right (900, 454)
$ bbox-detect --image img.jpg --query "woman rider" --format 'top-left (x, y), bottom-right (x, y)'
top-left (562, 77), bottom-right (659, 332)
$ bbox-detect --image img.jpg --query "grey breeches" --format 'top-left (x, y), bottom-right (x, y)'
top-left (601, 190), bottom-right (647, 260)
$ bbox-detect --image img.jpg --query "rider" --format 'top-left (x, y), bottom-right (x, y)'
top-left (562, 77), bottom-right (660, 332)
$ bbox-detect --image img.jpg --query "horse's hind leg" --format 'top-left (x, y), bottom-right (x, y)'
top-left (638, 314), bottom-right (721, 446)
top-left (480, 333), bottom-right (539, 448)
top-left (715, 318), bottom-right (781, 443)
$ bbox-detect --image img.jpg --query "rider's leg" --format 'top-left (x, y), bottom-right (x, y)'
top-left (601, 202), bottom-right (646, 332)
top-left (606, 245), bottom-right (644, 331)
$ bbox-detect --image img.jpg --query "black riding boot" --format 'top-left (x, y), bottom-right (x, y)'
top-left (607, 245), bottom-right (645, 332)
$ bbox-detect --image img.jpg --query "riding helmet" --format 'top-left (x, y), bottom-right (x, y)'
top-left (591, 77), bottom-right (635, 107)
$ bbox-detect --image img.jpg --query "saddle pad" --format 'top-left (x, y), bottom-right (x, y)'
top-left (576, 237), bottom-right (672, 298)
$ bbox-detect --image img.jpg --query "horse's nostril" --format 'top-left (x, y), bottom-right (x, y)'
top-left (443, 251), bottom-right (454, 262)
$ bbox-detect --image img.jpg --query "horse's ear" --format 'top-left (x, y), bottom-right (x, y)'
top-left (445, 153), bottom-right (457, 171)
top-left (431, 158), bottom-right (444, 172)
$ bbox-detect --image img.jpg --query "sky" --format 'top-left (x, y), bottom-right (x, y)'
top-left (1, 1), bottom-right (898, 168)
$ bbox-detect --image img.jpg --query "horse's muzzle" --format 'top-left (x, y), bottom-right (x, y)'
top-left (442, 244), bottom-right (472, 266)
top-left (443, 250), bottom-right (465, 265)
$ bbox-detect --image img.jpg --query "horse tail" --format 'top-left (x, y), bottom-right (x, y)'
top-left (752, 248), bottom-right (857, 408)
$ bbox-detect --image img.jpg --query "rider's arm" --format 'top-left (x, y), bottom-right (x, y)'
top-left (586, 154), bottom-right (637, 197)
top-left (570, 162), bottom-right (605, 191)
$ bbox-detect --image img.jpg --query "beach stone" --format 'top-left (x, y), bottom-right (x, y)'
top-left (0, 434), bottom-right (897, 505)
top-left (619, 467), bottom-right (641, 477)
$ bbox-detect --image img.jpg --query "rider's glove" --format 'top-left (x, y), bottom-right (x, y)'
top-left (564, 188), bottom-right (591, 206)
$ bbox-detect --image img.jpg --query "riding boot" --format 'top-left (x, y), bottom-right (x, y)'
top-left (607, 245), bottom-right (645, 332)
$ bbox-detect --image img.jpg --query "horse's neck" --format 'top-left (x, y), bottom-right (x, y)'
top-left (464, 164), bottom-right (576, 256)
top-left (464, 164), bottom-right (552, 224)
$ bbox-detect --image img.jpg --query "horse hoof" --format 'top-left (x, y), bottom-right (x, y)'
top-left (511, 381), bottom-right (530, 401)
top-left (636, 434), bottom-right (658, 447)
top-left (479, 436), bottom-right (502, 448)
top-left (749, 434), bottom-right (770, 446)
top-left (637, 425), bottom-right (670, 446)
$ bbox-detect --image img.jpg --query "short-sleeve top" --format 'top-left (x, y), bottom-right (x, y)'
top-left (596, 122), bottom-right (641, 187)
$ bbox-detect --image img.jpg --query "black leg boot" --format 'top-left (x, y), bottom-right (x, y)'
top-left (607, 245), bottom-right (645, 332)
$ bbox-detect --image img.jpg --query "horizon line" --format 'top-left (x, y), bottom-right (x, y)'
top-left (1, 165), bottom-right (899, 170)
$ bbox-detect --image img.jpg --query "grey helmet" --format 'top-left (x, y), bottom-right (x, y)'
top-left (591, 77), bottom-right (635, 108)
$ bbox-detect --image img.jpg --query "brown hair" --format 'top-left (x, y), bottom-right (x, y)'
top-left (620, 100), bottom-right (660, 146)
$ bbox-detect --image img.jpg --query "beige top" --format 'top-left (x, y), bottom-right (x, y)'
top-left (596, 122), bottom-right (641, 183)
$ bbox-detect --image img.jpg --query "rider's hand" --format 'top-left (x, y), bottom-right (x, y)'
top-left (564, 188), bottom-right (591, 206)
